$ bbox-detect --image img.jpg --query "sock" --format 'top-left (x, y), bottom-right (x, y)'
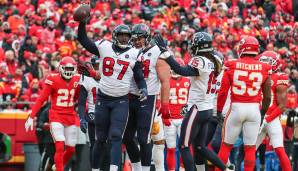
top-left (109, 164), bottom-right (118, 171)
top-left (214, 142), bottom-right (233, 171)
top-left (141, 166), bottom-right (150, 171)
top-left (274, 147), bottom-right (292, 171)
top-left (180, 147), bottom-right (195, 171)
top-left (180, 167), bottom-right (185, 171)
top-left (196, 164), bottom-right (205, 171)
top-left (244, 145), bottom-right (256, 171)
top-left (152, 144), bottom-right (165, 171)
top-left (63, 146), bottom-right (75, 166)
top-left (131, 162), bottom-right (142, 171)
top-left (167, 148), bottom-right (176, 170)
top-left (92, 169), bottom-right (100, 171)
top-left (54, 141), bottom-right (65, 171)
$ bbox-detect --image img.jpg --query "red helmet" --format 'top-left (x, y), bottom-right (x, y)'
top-left (237, 36), bottom-right (259, 57)
top-left (171, 58), bottom-right (185, 78)
top-left (59, 57), bottom-right (77, 79)
top-left (258, 51), bottom-right (280, 72)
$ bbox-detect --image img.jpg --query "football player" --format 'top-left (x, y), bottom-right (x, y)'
top-left (25, 57), bottom-right (80, 171)
top-left (77, 19), bottom-right (147, 171)
top-left (215, 36), bottom-right (272, 171)
top-left (256, 51), bottom-right (292, 170)
top-left (164, 58), bottom-right (189, 171)
top-left (123, 23), bottom-right (170, 171)
top-left (77, 55), bottom-right (111, 170)
top-left (156, 32), bottom-right (230, 171)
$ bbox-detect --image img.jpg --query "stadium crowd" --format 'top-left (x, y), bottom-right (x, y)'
top-left (0, 0), bottom-right (298, 170)
top-left (0, 0), bottom-right (297, 109)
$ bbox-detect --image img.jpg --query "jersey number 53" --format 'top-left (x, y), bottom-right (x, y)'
top-left (232, 70), bottom-right (263, 96)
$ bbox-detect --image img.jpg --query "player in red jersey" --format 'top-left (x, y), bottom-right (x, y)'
top-left (25, 57), bottom-right (81, 171)
top-left (215, 36), bottom-right (272, 171)
top-left (164, 58), bottom-right (190, 171)
top-left (256, 51), bottom-right (292, 171)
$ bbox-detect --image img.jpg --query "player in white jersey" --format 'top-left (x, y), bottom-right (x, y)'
top-left (156, 32), bottom-right (232, 171)
top-left (122, 23), bottom-right (170, 171)
top-left (78, 56), bottom-right (109, 170)
top-left (77, 21), bottom-right (148, 171)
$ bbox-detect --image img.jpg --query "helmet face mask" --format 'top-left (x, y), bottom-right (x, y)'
top-left (112, 24), bottom-right (132, 49)
top-left (59, 57), bottom-right (77, 80)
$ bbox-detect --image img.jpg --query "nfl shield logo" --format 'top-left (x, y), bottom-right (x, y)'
top-left (148, 53), bottom-right (152, 56)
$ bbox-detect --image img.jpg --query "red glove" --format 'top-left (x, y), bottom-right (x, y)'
top-left (159, 102), bottom-right (171, 119)
top-left (162, 119), bottom-right (171, 126)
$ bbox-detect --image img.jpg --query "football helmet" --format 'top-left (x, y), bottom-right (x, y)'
top-left (171, 58), bottom-right (185, 78)
top-left (237, 36), bottom-right (259, 57)
top-left (59, 57), bottom-right (77, 79)
top-left (131, 23), bottom-right (151, 47)
top-left (190, 32), bottom-right (213, 56)
top-left (112, 24), bottom-right (131, 49)
top-left (258, 51), bottom-right (280, 72)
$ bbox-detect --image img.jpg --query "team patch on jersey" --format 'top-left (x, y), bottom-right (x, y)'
top-left (148, 52), bottom-right (152, 56)
top-left (45, 79), bottom-right (53, 85)
top-left (184, 82), bottom-right (190, 87)
top-left (125, 54), bottom-right (129, 59)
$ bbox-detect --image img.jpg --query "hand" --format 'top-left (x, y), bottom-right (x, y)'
top-left (25, 116), bottom-right (34, 132)
top-left (43, 123), bottom-right (50, 131)
top-left (154, 33), bottom-right (168, 53)
top-left (80, 119), bottom-right (88, 133)
top-left (138, 88), bottom-right (148, 101)
top-left (180, 104), bottom-right (188, 117)
top-left (216, 111), bottom-right (224, 126)
top-left (162, 119), bottom-right (171, 126)
top-left (259, 118), bottom-right (268, 134)
top-left (87, 112), bottom-right (95, 122)
top-left (78, 62), bottom-right (98, 79)
top-left (159, 103), bottom-right (171, 122)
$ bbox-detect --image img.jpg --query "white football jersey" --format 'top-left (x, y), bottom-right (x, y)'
top-left (95, 40), bottom-right (140, 97)
top-left (130, 45), bottom-right (161, 95)
top-left (79, 76), bottom-right (99, 113)
top-left (187, 56), bottom-right (216, 111)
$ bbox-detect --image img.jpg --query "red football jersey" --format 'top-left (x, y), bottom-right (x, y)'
top-left (265, 72), bottom-right (289, 121)
top-left (31, 73), bottom-right (81, 126)
top-left (217, 57), bottom-right (271, 112)
top-left (169, 77), bottom-right (190, 119)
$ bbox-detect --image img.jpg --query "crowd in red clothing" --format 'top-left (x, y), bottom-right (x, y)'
top-left (0, 0), bottom-right (297, 110)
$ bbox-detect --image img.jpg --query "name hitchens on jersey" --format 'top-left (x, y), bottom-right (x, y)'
top-left (236, 62), bottom-right (263, 71)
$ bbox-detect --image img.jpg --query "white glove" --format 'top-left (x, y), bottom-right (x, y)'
top-left (258, 118), bottom-right (268, 134)
top-left (25, 117), bottom-right (34, 132)
top-left (159, 51), bottom-right (171, 59)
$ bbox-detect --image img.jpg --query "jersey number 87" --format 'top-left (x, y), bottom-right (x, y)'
top-left (102, 57), bottom-right (130, 80)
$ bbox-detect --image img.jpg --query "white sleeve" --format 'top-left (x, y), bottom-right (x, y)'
top-left (188, 56), bottom-right (208, 73)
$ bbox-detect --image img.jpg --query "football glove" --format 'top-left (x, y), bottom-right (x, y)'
top-left (258, 117), bottom-right (268, 134)
top-left (25, 116), bottom-right (34, 132)
top-left (154, 33), bottom-right (168, 53)
top-left (180, 104), bottom-right (188, 117)
top-left (138, 88), bottom-right (148, 101)
top-left (80, 118), bottom-right (88, 133)
top-left (159, 103), bottom-right (171, 123)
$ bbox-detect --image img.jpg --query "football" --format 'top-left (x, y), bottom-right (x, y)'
top-left (73, 4), bottom-right (91, 22)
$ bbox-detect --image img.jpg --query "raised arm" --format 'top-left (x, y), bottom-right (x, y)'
top-left (77, 22), bottom-right (99, 56)
top-left (163, 55), bottom-right (199, 76)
